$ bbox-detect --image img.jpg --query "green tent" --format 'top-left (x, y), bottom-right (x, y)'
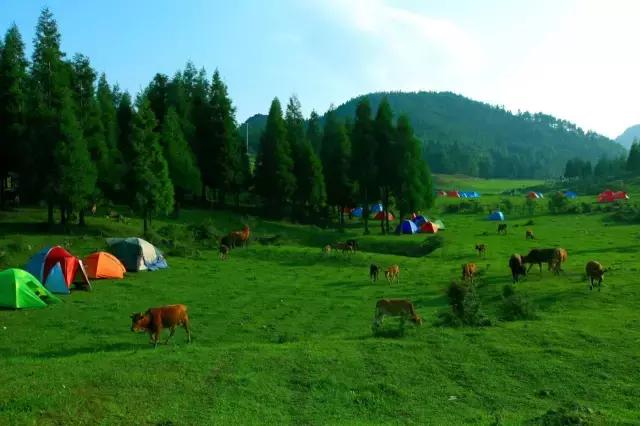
top-left (433, 219), bottom-right (446, 230)
top-left (0, 268), bottom-right (61, 309)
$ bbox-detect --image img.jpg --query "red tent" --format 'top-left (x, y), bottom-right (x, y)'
top-left (527, 191), bottom-right (540, 199)
top-left (597, 190), bottom-right (628, 203)
top-left (43, 246), bottom-right (90, 288)
top-left (373, 211), bottom-right (395, 221)
top-left (420, 222), bottom-right (439, 233)
top-left (446, 191), bottom-right (460, 198)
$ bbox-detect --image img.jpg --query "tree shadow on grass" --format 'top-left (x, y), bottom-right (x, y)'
top-left (1, 342), bottom-right (148, 359)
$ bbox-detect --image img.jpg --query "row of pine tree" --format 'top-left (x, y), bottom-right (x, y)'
top-left (0, 9), bottom-right (433, 234)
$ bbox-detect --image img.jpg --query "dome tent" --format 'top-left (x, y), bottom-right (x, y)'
top-left (413, 215), bottom-right (428, 226)
top-left (0, 268), bottom-right (61, 309)
top-left (25, 246), bottom-right (91, 293)
top-left (395, 219), bottom-right (418, 234)
top-left (351, 207), bottom-right (363, 217)
top-left (432, 219), bottom-right (445, 230)
top-left (373, 211), bottom-right (395, 221)
top-left (488, 211), bottom-right (505, 221)
top-left (84, 252), bottom-right (126, 279)
top-left (420, 222), bottom-right (439, 233)
top-left (106, 238), bottom-right (167, 272)
top-left (370, 203), bottom-right (384, 214)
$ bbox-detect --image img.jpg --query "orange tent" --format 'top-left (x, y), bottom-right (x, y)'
top-left (84, 252), bottom-right (126, 279)
top-left (373, 211), bottom-right (395, 221)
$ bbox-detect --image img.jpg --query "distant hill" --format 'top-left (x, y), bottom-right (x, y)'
top-left (615, 124), bottom-right (640, 149)
top-left (238, 114), bottom-right (267, 154)
top-left (239, 91), bottom-right (626, 178)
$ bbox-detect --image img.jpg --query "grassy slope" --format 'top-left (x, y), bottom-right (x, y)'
top-left (0, 182), bottom-right (639, 424)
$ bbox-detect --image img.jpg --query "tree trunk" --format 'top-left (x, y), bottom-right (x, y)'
top-left (47, 201), bottom-right (54, 226)
top-left (79, 209), bottom-right (86, 226)
top-left (339, 205), bottom-right (344, 227)
top-left (201, 184), bottom-right (207, 206)
top-left (143, 208), bottom-right (149, 236)
top-left (0, 176), bottom-right (4, 210)
top-left (363, 188), bottom-right (370, 235)
top-left (60, 205), bottom-right (66, 225)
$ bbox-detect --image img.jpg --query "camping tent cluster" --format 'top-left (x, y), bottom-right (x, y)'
top-left (1, 237), bottom-right (166, 310)
top-left (436, 190), bottom-right (480, 198)
top-left (527, 192), bottom-right (544, 199)
top-left (597, 190), bottom-right (629, 203)
top-left (395, 215), bottom-right (445, 234)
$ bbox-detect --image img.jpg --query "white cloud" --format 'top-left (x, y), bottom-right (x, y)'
top-left (315, 0), bottom-right (486, 91)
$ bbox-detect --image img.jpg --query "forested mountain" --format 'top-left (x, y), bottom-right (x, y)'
top-left (332, 92), bottom-right (625, 179)
top-left (238, 113), bottom-right (267, 154)
top-left (615, 124), bottom-right (640, 149)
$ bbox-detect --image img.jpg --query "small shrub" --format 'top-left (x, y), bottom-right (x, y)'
top-left (5, 236), bottom-right (31, 254)
top-left (548, 192), bottom-right (570, 214)
top-left (187, 221), bottom-right (220, 242)
top-left (436, 281), bottom-right (491, 327)
top-left (527, 402), bottom-right (605, 425)
top-left (524, 219), bottom-right (534, 226)
top-left (499, 285), bottom-right (536, 321)
top-left (500, 198), bottom-right (513, 214)
top-left (580, 202), bottom-right (592, 213)
top-left (525, 198), bottom-right (536, 216)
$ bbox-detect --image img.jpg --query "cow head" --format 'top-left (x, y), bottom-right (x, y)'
top-left (130, 311), bottom-right (150, 332)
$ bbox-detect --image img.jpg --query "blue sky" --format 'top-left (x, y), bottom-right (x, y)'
top-left (2, 0), bottom-right (638, 138)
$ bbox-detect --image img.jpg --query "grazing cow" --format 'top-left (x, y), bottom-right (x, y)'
top-left (462, 262), bottom-right (477, 283)
top-left (525, 229), bottom-right (535, 240)
top-left (346, 239), bottom-right (359, 252)
top-left (509, 254), bottom-right (527, 283)
top-left (219, 244), bottom-right (229, 260)
top-left (475, 244), bottom-right (487, 257)
top-left (384, 265), bottom-right (400, 284)
top-left (586, 261), bottom-right (605, 291)
top-left (227, 225), bottom-right (251, 249)
top-left (130, 304), bottom-right (192, 348)
top-left (221, 235), bottom-right (234, 249)
top-left (551, 248), bottom-right (568, 275)
top-left (498, 223), bottom-right (507, 234)
top-left (372, 299), bottom-right (422, 332)
top-left (322, 244), bottom-right (332, 255)
top-left (334, 242), bottom-right (354, 254)
top-left (522, 248), bottom-right (556, 273)
top-left (369, 264), bottom-right (380, 283)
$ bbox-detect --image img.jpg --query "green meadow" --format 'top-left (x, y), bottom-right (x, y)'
top-left (0, 180), bottom-right (639, 424)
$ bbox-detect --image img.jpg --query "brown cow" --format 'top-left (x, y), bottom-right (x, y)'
top-left (384, 265), bottom-right (400, 284)
top-left (462, 262), bottom-right (477, 283)
top-left (522, 248), bottom-right (556, 273)
top-left (525, 229), bottom-right (535, 240)
top-left (130, 304), bottom-right (192, 348)
top-left (372, 299), bottom-right (422, 332)
top-left (219, 244), bottom-right (230, 260)
top-left (475, 244), bottom-right (487, 257)
top-left (551, 248), bottom-right (568, 275)
top-left (586, 260), bottom-right (605, 291)
top-left (509, 254), bottom-right (527, 283)
top-left (334, 242), bottom-right (354, 254)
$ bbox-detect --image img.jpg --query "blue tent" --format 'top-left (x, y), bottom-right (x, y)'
top-left (488, 211), bottom-right (505, 221)
top-left (370, 203), bottom-right (384, 214)
top-left (564, 191), bottom-right (577, 199)
top-left (468, 191), bottom-right (480, 198)
top-left (413, 215), bottom-right (428, 226)
top-left (44, 263), bottom-right (69, 294)
top-left (351, 207), bottom-right (363, 217)
top-left (396, 219), bottom-right (418, 234)
top-left (25, 246), bottom-right (51, 282)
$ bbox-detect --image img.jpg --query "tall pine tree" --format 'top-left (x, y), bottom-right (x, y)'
top-left (627, 141), bottom-right (640, 175)
top-left (0, 24), bottom-right (28, 208)
top-left (54, 90), bottom-right (96, 225)
top-left (307, 110), bottom-right (322, 153)
top-left (129, 98), bottom-right (174, 234)
top-left (321, 108), bottom-right (354, 225)
top-left (373, 98), bottom-right (396, 234)
top-left (286, 96), bottom-right (325, 220)
top-left (395, 115), bottom-right (433, 218)
top-left (96, 73), bottom-right (122, 197)
top-left (160, 107), bottom-right (201, 214)
top-left (29, 7), bottom-right (69, 224)
top-left (254, 98), bottom-right (295, 217)
top-left (350, 99), bottom-right (376, 233)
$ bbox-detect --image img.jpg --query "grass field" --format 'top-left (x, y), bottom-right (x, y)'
top-left (433, 174), bottom-right (545, 194)
top-left (1, 186), bottom-right (639, 424)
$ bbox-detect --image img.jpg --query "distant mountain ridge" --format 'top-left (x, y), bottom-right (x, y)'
top-left (239, 91), bottom-right (626, 178)
top-left (615, 124), bottom-right (640, 149)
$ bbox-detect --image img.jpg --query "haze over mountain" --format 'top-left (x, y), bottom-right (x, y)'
top-left (615, 124), bottom-right (640, 149)
top-left (240, 91), bottom-right (626, 178)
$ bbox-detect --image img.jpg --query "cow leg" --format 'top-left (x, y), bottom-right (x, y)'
top-left (153, 331), bottom-right (160, 349)
top-left (590, 277), bottom-right (593, 291)
top-left (165, 326), bottom-right (176, 344)
top-left (184, 320), bottom-right (192, 343)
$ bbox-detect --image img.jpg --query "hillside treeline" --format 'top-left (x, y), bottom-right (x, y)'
top-left (0, 9), bottom-right (432, 233)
